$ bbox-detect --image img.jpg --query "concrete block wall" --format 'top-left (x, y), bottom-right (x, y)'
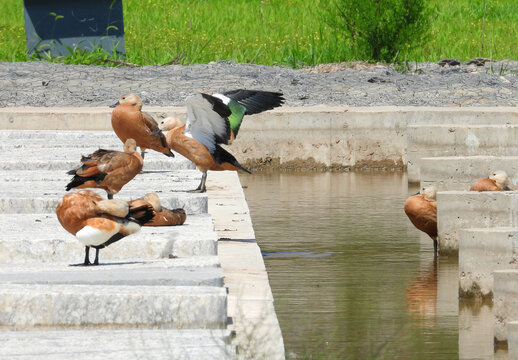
top-left (494, 270), bottom-right (518, 342)
top-left (1, 106), bottom-right (517, 172)
top-left (420, 156), bottom-right (518, 191)
top-left (437, 191), bottom-right (518, 255)
top-left (459, 228), bottom-right (518, 299)
top-left (408, 125), bottom-right (518, 183)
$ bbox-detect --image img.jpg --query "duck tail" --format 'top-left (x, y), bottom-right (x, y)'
top-left (214, 145), bottom-right (251, 174)
top-left (65, 175), bottom-right (86, 191)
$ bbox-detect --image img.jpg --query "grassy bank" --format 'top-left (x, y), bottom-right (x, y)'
top-left (0, 0), bottom-right (516, 67)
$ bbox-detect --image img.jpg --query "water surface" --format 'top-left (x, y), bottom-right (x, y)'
top-left (240, 171), bottom-right (498, 359)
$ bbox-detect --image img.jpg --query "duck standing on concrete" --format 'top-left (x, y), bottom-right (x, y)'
top-left (56, 190), bottom-right (154, 266)
top-left (111, 93), bottom-right (174, 159)
top-left (66, 138), bottom-right (142, 199)
top-left (404, 186), bottom-right (438, 254)
top-left (152, 89), bottom-right (285, 192)
top-left (130, 193), bottom-right (186, 226)
top-left (470, 170), bottom-right (511, 191)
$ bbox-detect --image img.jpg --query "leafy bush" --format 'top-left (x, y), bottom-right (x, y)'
top-left (321, 0), bottom-right (434, 62)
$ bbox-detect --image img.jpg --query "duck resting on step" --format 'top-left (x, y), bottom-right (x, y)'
top-left (130, 193), bottom-right (187, 226)
top-left (152, 89), bottom-right (285, 192)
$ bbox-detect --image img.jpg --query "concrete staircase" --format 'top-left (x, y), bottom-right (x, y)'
top-left (410, 120), bottom-right (518, 355)
top-left (0, 130), bottom-right (236, 359)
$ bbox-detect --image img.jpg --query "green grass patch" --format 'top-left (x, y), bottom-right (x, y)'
top-left (0, 0), bottom-right (516, 67)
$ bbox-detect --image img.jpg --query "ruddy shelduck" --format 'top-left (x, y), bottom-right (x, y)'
top-left (470, 170), bottom-right (511, 191)
top-left (130, 193), bottom-right (186, 226)
top-left (66, 138), bottom-right (143, 199)
top-left (56, 190), bottom-right (154, 266)
top-left (152, 89), bottom-right (285, 192)
top-left (404, 186), bottom-right (438, 254)
top-left (111, 93), bottom-right (174, 158)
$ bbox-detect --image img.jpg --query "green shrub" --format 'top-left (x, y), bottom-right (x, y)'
top-left (321, 0), bottom-right (434, 62)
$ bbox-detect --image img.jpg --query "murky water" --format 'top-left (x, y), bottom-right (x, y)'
top-left (240, 171), bottom-right (505, 360)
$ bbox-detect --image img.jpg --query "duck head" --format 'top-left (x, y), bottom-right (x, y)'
top-left (151, 117), bottom-right (185, 135)
top-left (420, 186), bottom-right (437, 202)
top-left (123, 138), bottom-right (138, 153)
top-left (110, 93), bottom-right (143, 110)
top-left (142, 193), bottom-right (162, 212)
top-left (489, 170), bottom-right (510, 189)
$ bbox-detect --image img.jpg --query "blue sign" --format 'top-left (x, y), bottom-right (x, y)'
top-left (24, 0), bottom-right (125, 57)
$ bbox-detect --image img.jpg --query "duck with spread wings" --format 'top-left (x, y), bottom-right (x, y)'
top-left (153, 89), bottom-right (284, 192)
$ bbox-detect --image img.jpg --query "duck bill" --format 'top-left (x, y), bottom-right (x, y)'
top-left (109, 100), bottom-right (120, 108)
top-left (150, 128), bottom-right (161, 136)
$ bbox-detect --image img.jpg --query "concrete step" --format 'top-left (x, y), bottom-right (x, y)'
top-left (420, 155), bottom-right (518, 191)
top-left (0, 130), bottom-right (195, 170)
top-left (0, 214), bottom-right (218, 263)
top-left (0, 174), bottom-right (207, 215)
top-left (407, 124), bottom-right (518, 183)
top-left (0, 283), bottom-right (227, 328)
top-left (0, 149), bottom-right (195, 171)
top-left (0, 258), bottom-right (223, 287)
top-left (437, 191), bottom-right (518, 256)
top-left (494, 269), bottom-right (518, 343)
top-left (507, 321), bottom-right (518, 358)
top-left (459, 228), bottom-right (518, 299)
top-left (0, 328), bottom-right (236, 360)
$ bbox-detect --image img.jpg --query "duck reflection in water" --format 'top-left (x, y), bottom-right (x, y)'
top-left (406, 259), bottom-right (438, 323)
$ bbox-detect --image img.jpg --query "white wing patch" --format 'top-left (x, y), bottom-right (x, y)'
top-left (76, 224), bottom-right (119, 247)
top-left (212, 93), bottom-right (231, 105)
top-left (185, 93), bottom-right (228, 153)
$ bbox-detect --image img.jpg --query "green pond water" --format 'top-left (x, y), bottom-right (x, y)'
top-left (239, 171), bottom-right (506, 360)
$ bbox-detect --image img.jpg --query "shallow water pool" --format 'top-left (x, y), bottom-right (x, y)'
top-left (240, 171), bottom-right (505, 359)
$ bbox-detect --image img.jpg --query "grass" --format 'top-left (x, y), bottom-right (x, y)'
top-left (0, 0), bottom-right (516, 67)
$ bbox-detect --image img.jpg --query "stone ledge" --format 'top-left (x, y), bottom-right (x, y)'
top-left (420, 156), bottom-right (518, 191)
top-left (0, 329), bottom-right (236, 359)
top-left (494, 270), bottom-right (518, 342)
top-left (0, 214), bottom-right (218, 264)
top-left (437, 191), bottom-right (518, 255)
top-left (459, 228), bottom-right (518, 299)
top-left (0, 284), bottom-right (227, 328)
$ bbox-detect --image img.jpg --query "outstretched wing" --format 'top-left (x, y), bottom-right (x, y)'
top-left (185, 93), bottom-right (231, 153)
top-left (219, 90), bottom-right (285, 138)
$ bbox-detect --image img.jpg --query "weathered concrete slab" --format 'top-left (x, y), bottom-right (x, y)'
top-left (408, 125), bottom-right (518, 183)
top-left (208, 171), bottom-right (285, 360)
top-left (0, 329), bottom-right (236, 360)
top-left (0, 130), bottom-right (195, 170)
top-left (420, 156), bottom-right (518, 191)
top-left (508, 321), bottom-right (518, 360)
top-left (437, 191), bottom-right (518, 255)
top-left (0, 188), bottom-right (207, 215)
top-left (459, 228), bottom-right (518, 299)
top-left (0, 258), bottom-right (223, 287)
top-left (459, 301), bottom-right (496, 360)
top-left (2, 107), bottom-right (517, 171)
top-left (0, 213), bottom-right (217, 263)
top-left (0, 283), bottom-right (227, 328)
top-left (494, 269), bottom-right (518, 342)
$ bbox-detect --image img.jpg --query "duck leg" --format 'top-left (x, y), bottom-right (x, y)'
top-left (433, 239), bottom-right (438, 256)
top-left (189, 171), bottom-right (207, 193)
top-left (93, 248), bottom-right (100, 265)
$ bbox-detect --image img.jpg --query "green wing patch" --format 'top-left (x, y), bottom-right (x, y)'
top-left (228, 99), bottom-right (247, 138)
